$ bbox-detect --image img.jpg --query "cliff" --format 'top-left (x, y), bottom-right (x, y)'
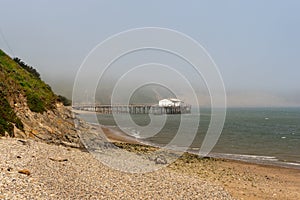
top-left (0, 49), bottom-right (82, 147)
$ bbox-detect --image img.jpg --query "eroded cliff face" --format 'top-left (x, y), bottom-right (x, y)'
top-left (12, 94), bottom-right (81, 147)
top-left (0, 49), bottom-right (82, 148)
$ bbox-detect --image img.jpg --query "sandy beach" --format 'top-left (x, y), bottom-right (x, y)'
top-left (0, 138), bottom-right (232, 200)
top-left (101, 125), bottom-right (300, 200)
top-left (1, 123), bottom-right (299, 200)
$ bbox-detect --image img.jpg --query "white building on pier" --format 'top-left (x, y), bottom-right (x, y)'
top-left (158, 98), bottom-right (183, 107)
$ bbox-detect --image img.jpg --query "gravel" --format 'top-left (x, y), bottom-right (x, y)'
top-left (0, 138), bottom-right (234, 200)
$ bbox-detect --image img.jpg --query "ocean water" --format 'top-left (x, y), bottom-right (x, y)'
top-left (78, 107), bottom-right (300, 169)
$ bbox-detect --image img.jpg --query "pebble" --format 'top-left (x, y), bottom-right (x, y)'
top-left (154, 155), bottom-right (168, 165)
top-left (18, 169), bottom-right (31, 176)
top-left (0, 138), bottom-right (233, 200)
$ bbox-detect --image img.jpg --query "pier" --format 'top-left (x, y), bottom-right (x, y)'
top-left (73, 104), bottom-right (191, 114)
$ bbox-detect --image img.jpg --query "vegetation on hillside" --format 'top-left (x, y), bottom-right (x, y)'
top-left (58, 95), bottom-right (72, 106)
top-left (0, 91), bottom-right (23, 136)
top-left (0, 49), bottom-right (57, 112)
top-left (0, 49), bottom-right (58, 135)
top-left (13, 57), bottom-right (41, 79)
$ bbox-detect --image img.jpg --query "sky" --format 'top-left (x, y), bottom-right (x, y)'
top-left (0, 0), bottom-right (300, 107)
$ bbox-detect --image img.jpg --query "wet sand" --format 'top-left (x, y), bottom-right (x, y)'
top-left (100, 126), bottom-right (141, 144)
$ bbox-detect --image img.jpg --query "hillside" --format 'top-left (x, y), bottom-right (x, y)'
top-left (0, 49), bottom-right (81, 147)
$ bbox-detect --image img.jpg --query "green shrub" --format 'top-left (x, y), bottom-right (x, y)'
top-left (58, 95), bottom-right (72, 106)
top-left (15, 118), bottom-right (24, 130)
top-left (0, 118), bottom-right (14, 137)
top-left (26, 92), bottom-right (46, 113)
top-left (0, 91), bottom-right (23, 137)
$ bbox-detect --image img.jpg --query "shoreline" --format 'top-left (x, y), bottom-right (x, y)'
top-left (73, 108), bottom-right (300, 170)
top-left (95, 122), bottom-right (300, 170)
top-left (1, 118), bottom-right (299, 199)
top-left (95, 124), bottom-right (300, 199)
top-left (99, 125), bottom-right (141, 144)
top-left (71, 110), bottom-right (300, 198)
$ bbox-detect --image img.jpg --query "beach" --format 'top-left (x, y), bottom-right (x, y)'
top-left (101, 125), bottom-right (300, 200)
top-left (76, 109), bottom-right (300, 199)
top-left (1, 123), bottom-right (299, 200)
top-left (77, 107), bottom-right (300, 169)
top-left (0, 138), bottom-right (232, 200)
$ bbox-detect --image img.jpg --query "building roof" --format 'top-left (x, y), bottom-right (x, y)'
top-left (159, 98), bottom-right (183, 102)
top-left (169, 98), bottom-right (183, 102)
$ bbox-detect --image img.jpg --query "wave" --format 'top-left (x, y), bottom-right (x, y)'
top-left (208, 152), bottom-right (300, 170)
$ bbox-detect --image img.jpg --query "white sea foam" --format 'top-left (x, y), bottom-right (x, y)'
top-left (213, 153), bottom-right (279, 161)
top-left (284, 162), bottom-right (300, 166)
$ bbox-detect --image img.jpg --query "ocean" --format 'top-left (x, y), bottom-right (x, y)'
top-left (78, 107), bottom-right (300, 169)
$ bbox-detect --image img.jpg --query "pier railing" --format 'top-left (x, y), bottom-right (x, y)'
top-left (73, 104), bottom-right (191, 114)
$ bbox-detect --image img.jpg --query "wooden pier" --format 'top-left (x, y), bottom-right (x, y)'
top-left (73, 104), bottom-right (191, 114)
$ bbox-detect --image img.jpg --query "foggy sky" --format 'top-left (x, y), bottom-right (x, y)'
top-left (0, 0), bottom-right (300, 107)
